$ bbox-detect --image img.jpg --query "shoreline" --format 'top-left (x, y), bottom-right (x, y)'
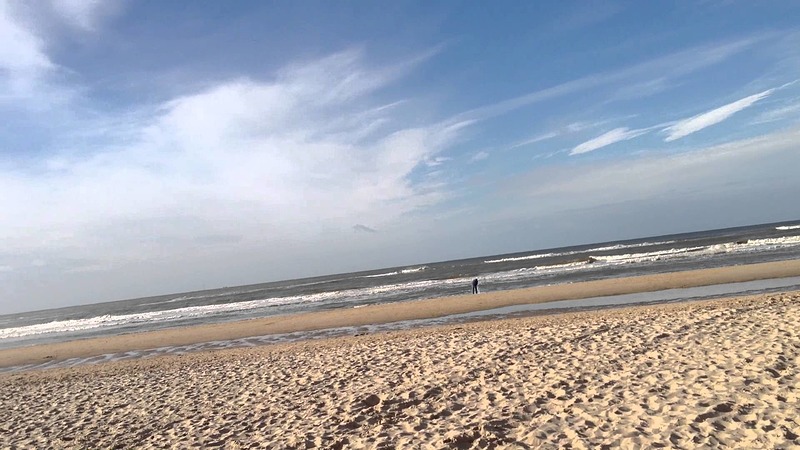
top-left (2, 259), bottom-right (800, 369)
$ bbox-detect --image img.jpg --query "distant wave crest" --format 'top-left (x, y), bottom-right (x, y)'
top-left (364, 266), bottom-right (427, 278)
top-left (483, 240), bottom-right (676, 264)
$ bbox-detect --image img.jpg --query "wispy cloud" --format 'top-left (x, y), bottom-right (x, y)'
top-left (0, 1), bottom-right (54, 95)
top-left (751, 98), bottom-right (800, 125)
top-left (570, 127), bottom-right (648, 155)
top-left (509, 120), bottom-right (619, 150)
top-left (509, 132), bottom-right (559, 149)
top-left (450, 36), bottom-right (763, 124)
top-left (608, 77), bottom-right (673, 102)
top-left (425, 156), bottom-right (451, 167)
top-left (49, 0), bottom-right (122, 31)
top-left (663, 88), bottom-right (774, 142)
top-left (500, 126), bottom-right (800, 216)
top-left (469, 150), bottom-right (489, 163)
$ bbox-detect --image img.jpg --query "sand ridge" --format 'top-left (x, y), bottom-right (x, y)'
top-left (1, 292), bottom-right (799, 448)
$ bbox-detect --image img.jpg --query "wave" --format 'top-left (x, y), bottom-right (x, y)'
top-left (482, 235), bottom-right (800, 282)
top-left (583, 240), bottom-right (677, 253)
top-left (483, 240), bottom-right (676, 264)
top-left (364, 271), bottom-right (399, 278)
top-left (0, 291), bottom-right (346, 340)
top-left (590, 236), bottom-right (800, 265)
top-left (0, 275), bottom-right (463, 341)
top-left (484, 253), bottom-right (558, 264)
top-left (138, 295), bottom-right (192, 307)
top-left (776, 224), bottom-right (800, 230)
top-left (364, 266), bottom-right (427, 278)
top-left (137, 285), bottom-right (276, 308)
top-left (589, 247), bottom-right (706, 264)
top-left (478, 260), bottom-right (594, 283)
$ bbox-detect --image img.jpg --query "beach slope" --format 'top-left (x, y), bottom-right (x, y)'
top-left (1, 290), bottom-right (799, 447)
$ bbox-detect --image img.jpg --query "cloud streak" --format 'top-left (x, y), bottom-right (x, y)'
top-left (509, 132), bottom-right (559, 149)
top-left (450, 36), bottom-right (763, 125)
top-left (753, 101), bottom-right (800, 124)
top-left (663, 89), bottom-right (774, 142)
top-left (500, 126), bottom-right (800, 216)
top-left (570, 127), bottom-right (648, 155)
top-left (566, 80), bottom-right (796, 156)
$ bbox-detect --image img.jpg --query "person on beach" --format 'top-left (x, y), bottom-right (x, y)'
top-left (472, 278), bottom-right (479, 294)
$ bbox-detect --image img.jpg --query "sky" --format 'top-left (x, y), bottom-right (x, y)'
top-left (2, 1), bottom-right (800, 313)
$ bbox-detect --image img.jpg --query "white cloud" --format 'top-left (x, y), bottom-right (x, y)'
top-left (0, 0), bottom-right (113, 106)
top-left (0, 49), bottom-right (468, 269)
top-left (0, 0), bottom-right (54, 95)
top-left (469, 151), bottom-right (489, 162)
top-left (663, 88), bottom-right (774, 142)
top-left (570, 127), bottom-right (648, 155)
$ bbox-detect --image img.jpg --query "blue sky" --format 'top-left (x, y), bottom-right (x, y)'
top-left (2, 1), bottom-right (800, 313)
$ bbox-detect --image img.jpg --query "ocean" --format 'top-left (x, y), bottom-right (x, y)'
top-left (2, 220), bottom-right (800, 362)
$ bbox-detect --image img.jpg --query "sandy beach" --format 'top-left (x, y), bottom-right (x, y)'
top-left (1, 263), bottom-right (800, 448)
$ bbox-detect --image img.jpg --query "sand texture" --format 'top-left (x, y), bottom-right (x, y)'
top-left (2, 292), bottom-right (799, 449)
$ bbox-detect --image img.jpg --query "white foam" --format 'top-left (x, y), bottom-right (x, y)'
top-left (484, 253), bottom-right (558, 263)
top-left (776, 225), bottom-right (800, 230)
top-left (483, 240), bottom-right (676, 264)
top-left (364, 265), bottom-right (427, 278)
top-left (0, 276), bottom-right (470, 340)
top-left (583, 240), bottom-right (677, 253)
top-left (479, 261), bottom-right (592, 283)
top-left (591, 246), bottom-right (707, 264)
top-left (137, 286), bottom-right (271, 308)
top-left (364, 271), bottom-right (399, 278)
top-left (735, 235), bottom-right (800, 248)
top-left (590, 236), bottom-right (800, 266)
top-left (485, 236), bottom-right (800, 283)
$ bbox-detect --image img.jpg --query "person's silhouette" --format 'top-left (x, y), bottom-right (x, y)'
top-left (472, 278), bottom-right (479, 294)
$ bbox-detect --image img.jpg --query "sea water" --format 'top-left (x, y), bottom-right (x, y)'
top-left (2, 220), bottom-right (800, 356)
